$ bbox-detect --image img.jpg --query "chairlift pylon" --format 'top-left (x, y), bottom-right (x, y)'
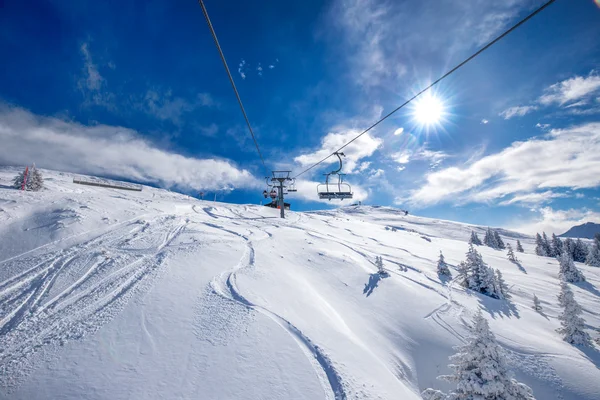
top-left (317, 152), bottom-right (353, 200)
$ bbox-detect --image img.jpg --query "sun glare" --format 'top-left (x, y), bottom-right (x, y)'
top-left (413, 94), bottom-right (445, 126)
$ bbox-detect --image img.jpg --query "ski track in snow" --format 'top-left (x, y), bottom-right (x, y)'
top-left (197, 222), bottom-right (347, 400)
top-left (0, 215), bottom-right (189, 388)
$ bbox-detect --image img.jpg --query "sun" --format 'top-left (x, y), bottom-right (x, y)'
top-left (413, 94), bottom-right (445, 126)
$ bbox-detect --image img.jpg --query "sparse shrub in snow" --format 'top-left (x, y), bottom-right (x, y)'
top-left (375, 256), bottom-right (387, 275)
top-left (559, 252), bottom-right (585, 283)
top-left (532, 294), bottom-right (542, 312)
top-left (437, 251), bottom-right (451, 277)
top-left (557, 281), bottom-right (592, 346)
top-left (458, 244), bottom-right (503, 299)
top-left (551, 234), bottom-right (563, 258)
top-left (516, 240), bottom-right (524, 253)
top-left (494, 230), bottom-right (506, 250)
top-left (507, 243), bottom-right (518, 263)
top-left (469, 231), bottom-right (482, 246)
top-left (422, 310), bottom-right (535, 400)
top-left (12, 165), bottom-right (44, 191)
top-left (585, 234), bottom-right (600, 267)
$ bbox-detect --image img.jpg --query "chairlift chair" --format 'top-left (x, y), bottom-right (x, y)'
top-left (317, 152), bottom-right (353, 200)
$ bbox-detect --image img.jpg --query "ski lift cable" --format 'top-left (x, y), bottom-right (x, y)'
top-left (292, 0), bottom-right (557, 180)
top-left (198, 0), bottom-right (269, 176)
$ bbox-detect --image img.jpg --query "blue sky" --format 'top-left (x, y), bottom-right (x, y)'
top-left (1, 0), bottom-right (600, 234)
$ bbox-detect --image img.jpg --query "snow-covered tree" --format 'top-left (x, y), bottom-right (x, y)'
top-left (422, 310), bottom-right (535, 400)
top-left (559, 252), bottom-right (585, 283)
top-left (532, 294), bottom-right (542, 312)
top-left (458, 244), bottom-right (502, 299)
top-left (495, 269), bottom-right (510, 299)
top-left (507, 243), bottom-right (518, 263)
top-left (494, 230), bottom-right (506, 250)
top-left (516, 240), bottom-right (524, 253)
top-left (437, 251), bottom-right (451, 277)
top-left (12, 165), bottom-right (43, 191)
top-left (535, 233), bottom-right (547, 257)
top-left (557, 281), bottom-right (592, 346)
top-left (563, 238), bottom-right (575, 259)
top-left (573, 238), bottom-right (588, 263)
top-left (27, 165), bottom-right (44, 191)
top-left (375, 256), bottom-right (387, 275)
top-left (483, 227), bottom-right (498, 249)
top-left (585, 234), bottom-right (600, 267)
top-left (542, 232), bottom-right (552, 257)
top-left (550, 233), bottom-right (563, 258)
top-left (469, 231), bottom-right (482, 246)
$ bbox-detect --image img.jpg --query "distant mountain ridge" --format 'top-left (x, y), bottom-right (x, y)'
top-left (559, 222), bottom-right (600, 239)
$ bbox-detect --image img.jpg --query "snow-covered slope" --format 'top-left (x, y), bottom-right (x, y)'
top-left (1, 167), bottom-right (599, 400)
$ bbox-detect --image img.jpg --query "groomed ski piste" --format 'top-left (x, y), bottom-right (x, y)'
top-left (0, 167), bottom-right (599, 400)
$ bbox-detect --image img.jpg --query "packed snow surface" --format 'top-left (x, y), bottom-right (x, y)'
top-left (0, 167), bottom-right (599, 400)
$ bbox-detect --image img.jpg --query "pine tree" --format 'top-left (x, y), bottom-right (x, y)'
top-left (437, 251), bottom-right (451, 277)
top-left (495, 269), bottom-right (510, 299)
top-left (516, 240), bottom-right (524, 253)
top-left (563, 238), bottom-right (575, 259)
top-left (12, 167), bottom-right (28, 190)
top-left (27, 165), bottom-right (44, 191)
top-left (507, 243), bottom-right (518, 263)
top-left (559, 252), bottom-right (585, 283)
top-left (557, 281), bottom-right (592, 346)
top-left (542, 233), bottom-right (552, 257)
top-left (423, 310), bottom-right (535, 400)
top-left (573, 238), bottom-right (589, 263)
top-left (494, 230), bottom-right (506, 250)
top-left (550, 233), bottom-right (563, 258)
top-left (535, 233), bottom-right (547, 257)
top-left (585, 234), bottom-right (600, 267)
top-left (484, 227), bottom-right (499, 249)
top-left (375, 256), bottom-right (387, 275)
top-left (469, 231), bottom-right (482, 246)
top-left (532, 294), bottom-right (542, 311)
top-left (459, 244), bottom-right (502, 299)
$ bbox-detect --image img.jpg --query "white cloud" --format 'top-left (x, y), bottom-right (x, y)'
top-left (391, 147), bottom-right (448, 168)
top-left (142, 89), bottom-right (214, 124)
top-left (538, 72), bottom-right (600, 106)
top-left (498, 191), bottom-right (567, 206)
top-left (357, 161), bottom-right (371, 172)
top-left (78, 43), bottom-right (103, 92)
top-left (481, 119), bottom-right (489, 124)
top-left (391, 151), bottom-right (410, 164)
top-left (393, 127), bottom-right (404, 135)
top-left (535, 123), bottom-right (550, 130)
top-left (238, 59), bottom-right (246, 79)
top-left (294, 129), bottom-right (382, 173)
top-left (410, 122), bottom-right (600, 206)
top-left (0, 106), bottom-right (258, 192)
top-left (510, 207), bottom-right (600, 235)
top-left (499, 105), bottom-right (538, 119)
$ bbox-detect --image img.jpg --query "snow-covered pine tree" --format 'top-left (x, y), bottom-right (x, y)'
top-left (573, 238), bottom-right (589, 263)
top-left (559, 252), bottom-right (585, 283)
top-left (532, 294), bottom-right (542, 311)
top-left (469, 231), bottom-right (482, 246)
top-left (494, 230), bottom-right (506, 250)
top-left (516, 239), bottom-right (524, 253)
top-left (437, 251), bottom-right (451, 277)
top-left (459, 244), bottom-right (502, 299)
top-left (495, 269), bottom-right (510, 299)
top-left (484, 227), bottom-right (498, 249)
top-left (535, 233), bottom-right (547, 256)
top-left (542, 232), bottom-right (552, 257)
top-left (422, 310), bottom-right (535, 400)
top-left (557, 281), bottom-right (592, 346)
top-left (507, 243), bottom-right (517, 263)
top-left (12, 167), bottom-right (28, 190)
top-left (585, 234), bottom-right (600, 267)
top-left (551, 233), bottom-right (563, 258)
top-left (563, 238), bottom-right (575, 259)
top-left (27, 165), bottom-right (44, 191)
top-left (375, 256), bottom-right (387, 275)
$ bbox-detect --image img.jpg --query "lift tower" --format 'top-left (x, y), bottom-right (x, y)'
top-left (270, 171), bottom-right (293, 219)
